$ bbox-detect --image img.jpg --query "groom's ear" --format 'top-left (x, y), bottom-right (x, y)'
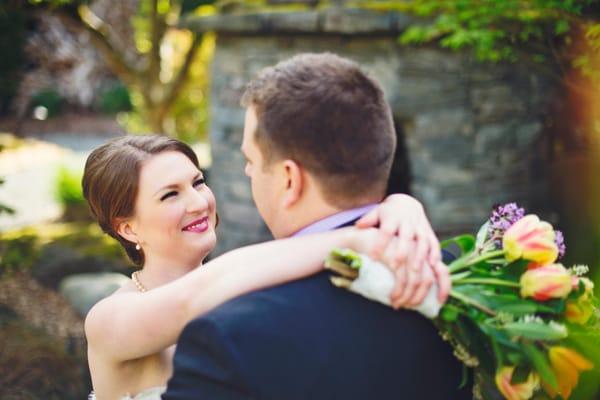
top-left (115, 219), bottom-right (139, 245)
top-left (281, 159), bottom-right (303, 208)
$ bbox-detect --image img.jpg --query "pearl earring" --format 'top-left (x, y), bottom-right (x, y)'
top-left (135, 243), bottom-right (141, 251)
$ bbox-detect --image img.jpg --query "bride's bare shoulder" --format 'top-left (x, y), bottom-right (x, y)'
top-left (84, 279), bottom-right (137, 344)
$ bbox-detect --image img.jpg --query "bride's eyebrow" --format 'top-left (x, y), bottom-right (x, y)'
top-left (153, 173), bottom-right (202, 196)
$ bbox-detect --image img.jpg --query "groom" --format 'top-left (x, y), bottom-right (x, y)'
top-left (163, 53), bottom-right (470, 399)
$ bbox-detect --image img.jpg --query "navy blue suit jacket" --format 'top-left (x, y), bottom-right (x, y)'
top-left (164, 246), bottom-right (470, 399)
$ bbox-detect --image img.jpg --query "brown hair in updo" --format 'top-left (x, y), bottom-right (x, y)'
top-left (82, 135), bottom-right (200, 266)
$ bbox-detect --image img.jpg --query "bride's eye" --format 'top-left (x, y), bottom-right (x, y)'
top-left (160, 191), bottom-right (177, 201)
top-left (193, 178), bottom-right (205, 188)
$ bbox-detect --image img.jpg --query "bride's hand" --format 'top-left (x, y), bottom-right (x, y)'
top-left (355, 194), bottom-right (450, 308)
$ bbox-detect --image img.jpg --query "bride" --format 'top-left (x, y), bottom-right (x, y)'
top-left (82, 135), bottom-right (447, 400)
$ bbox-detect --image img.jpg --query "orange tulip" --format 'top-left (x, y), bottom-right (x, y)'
top-left (520, 264), bottom-right (572, 301)
top-left (543, 347), bottom-right (593, 399)
top-left (503, 215), bottom-right (558, 265)
top-left (495, 366), bottom-right (539, 400)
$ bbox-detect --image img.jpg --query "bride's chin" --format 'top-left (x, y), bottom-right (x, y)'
top-left (195, 236), bottom-right (217, 258)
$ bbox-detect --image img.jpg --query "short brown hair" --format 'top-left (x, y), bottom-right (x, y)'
top-left (241, 53), bottom-right (396, 207)
top-left (82, 135), bottom-right (199, 266)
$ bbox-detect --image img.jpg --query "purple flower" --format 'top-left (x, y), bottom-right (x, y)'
top-left (555, 230), bottom-right (566, 259)
top-left (488, 203), bottom-right (526, 244)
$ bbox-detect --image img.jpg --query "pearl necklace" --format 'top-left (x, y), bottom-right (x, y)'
top-left (131, 270), bottom-right (147, 293)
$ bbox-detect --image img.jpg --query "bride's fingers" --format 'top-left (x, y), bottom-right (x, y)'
top-left (390, 267), bottom-right (408, 308)
top-left (394, 251), bottom-right (421, 306)
top-left (432, 261), bottom-right (451, 303)
top-left (411, 229), bottom-right (428, 273)
top-left (394, 268), bottom-right (419, 308)
top-left (391, 226), bottom-right (411, 270)
top-left (426, 228), bottom-right (442, 266)
top-left (369, 217), bottom-right (397, 261)
top-left (355, 207), bottom-right (379, 228)
top-left (407, 264), bottom-right (434, 308)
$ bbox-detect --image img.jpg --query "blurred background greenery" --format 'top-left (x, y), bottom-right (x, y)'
top-left (0, 0), bottom-right (599, 399)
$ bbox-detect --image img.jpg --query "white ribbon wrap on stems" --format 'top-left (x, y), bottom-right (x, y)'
top-left (347, 254), bottom-right (442, 319)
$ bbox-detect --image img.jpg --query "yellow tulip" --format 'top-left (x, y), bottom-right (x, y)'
top-left (495, 366), bottom-right (539, 400)
top-left (566, 300), bottom-right (594, 325)
top-left (543, 347), bottom-right (593, 399)
top-left (503, 215), bottom-right (558, 265)
top-left (520, 264), bottom-right (572, 301)
top-left (566, 277), bottom-right (595, 324)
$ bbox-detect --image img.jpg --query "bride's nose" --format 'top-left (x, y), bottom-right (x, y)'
top-left (185, 188), bottom-right (210, 214)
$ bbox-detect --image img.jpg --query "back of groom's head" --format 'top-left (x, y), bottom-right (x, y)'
top-left (241, 53), bottom-right (396, 208)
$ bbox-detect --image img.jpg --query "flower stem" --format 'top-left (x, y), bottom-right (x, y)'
top-left (452, 278), bottom-right (520, 288)
top-left (449, 249), bottom-right (506, 273)
top-left (450, 290), bottom-right (497, 316)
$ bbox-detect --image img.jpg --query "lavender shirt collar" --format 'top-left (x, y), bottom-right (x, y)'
top-left (292, 203), bottom-right (378, 237)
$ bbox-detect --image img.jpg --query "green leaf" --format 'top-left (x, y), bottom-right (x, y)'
top-left (498, 300), bottom-right (557, 315)
top-left (480, 324), bottom-right (521, 351)
top-left (523, 343), bottom-right (558, 391)
top-left (441, 234), bottom-right (476, 255)
top-left (555, 19), bottom-right (570, 35)
top-left (506, 352), bottom-right (525, 366)
top-left (496, 260), bottom-right (529, 280)
top-left (0, 204), bottom-right (15, 215)
top-left (328, 248), bottom-right (363, 269)
top-left (475, 221), bottom-right (490, 248)
top-left (511, 362), bottom-right (531, 384)
top-left (503, 322), bottom-right (568, 340)
top-left (541, 298), bottom-right (567, 314)
top-left (459, 364), bottom-right (470, 389)
top-left (440, 304), bottom-right (461, 322)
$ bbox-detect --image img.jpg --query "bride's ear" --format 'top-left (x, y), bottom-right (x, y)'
top-left (115, 218), bottom-right (139, 245)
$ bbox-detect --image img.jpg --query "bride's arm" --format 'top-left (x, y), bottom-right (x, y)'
top-left (85, 227), bottom-right (375, 362)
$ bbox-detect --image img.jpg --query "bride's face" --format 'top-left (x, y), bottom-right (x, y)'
top-left (127, 150), bottom-right (217, 267)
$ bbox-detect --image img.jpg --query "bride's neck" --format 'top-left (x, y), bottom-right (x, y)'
top-left (136, 255), bottom-right (203, 290)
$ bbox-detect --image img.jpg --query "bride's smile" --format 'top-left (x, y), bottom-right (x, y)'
top-left (181, 216), bottom-right (210, 233)
top-left (118, 150), bottom-right (218, 271)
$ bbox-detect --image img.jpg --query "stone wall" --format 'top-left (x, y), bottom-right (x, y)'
top-left (189, 9), bottom-right (557, 256)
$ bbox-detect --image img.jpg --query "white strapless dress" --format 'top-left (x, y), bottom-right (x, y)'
top-left (88, 386), bottom-right (166, 400)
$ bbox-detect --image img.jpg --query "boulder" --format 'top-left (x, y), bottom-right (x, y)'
top-left (59, 272), bottom-right (129, 317)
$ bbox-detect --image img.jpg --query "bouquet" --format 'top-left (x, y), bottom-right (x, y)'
top-left (326, 203), bottom-right (599, 399)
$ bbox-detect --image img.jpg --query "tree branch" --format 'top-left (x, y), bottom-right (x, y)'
top-left (160, 33), bottom-right (203, 116)
top-left (56, 5), bottom-right (140, 86)
top-left (148, 0), bottom-right (163, 85)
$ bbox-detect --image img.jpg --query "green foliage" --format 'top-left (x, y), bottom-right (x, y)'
top-left (0, 235), bottom-right (40, 277)
top-left (31, 88), bottom-right (64, 118)
top-left (357, 0), bottom-right (597, 65)
top-left (55, 166), bottom-right (84, 207)
top-left (55, 166), bottom-right (92, 221)
top-left (98, 83), bottom-right (133, 114)
top-left (1, 222), bottom-right (131, 287)
top-left (0, 2), bottom-right (27, 115)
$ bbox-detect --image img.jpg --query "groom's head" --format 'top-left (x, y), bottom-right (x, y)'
top-left (241, 53), bottom-right (396, 238)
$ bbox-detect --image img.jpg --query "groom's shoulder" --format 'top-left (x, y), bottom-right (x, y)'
top-left (186, 272), bottom-right (328, 332)
top-left (186, 270), bottom-right (437, 340)
top-left (179, 271), bottom-right (470, 400)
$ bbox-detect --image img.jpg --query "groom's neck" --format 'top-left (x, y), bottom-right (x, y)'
top-left (278, 200), bottom-right (376, 238)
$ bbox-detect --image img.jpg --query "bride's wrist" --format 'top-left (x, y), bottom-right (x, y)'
top-left (347, 227), bottom-right (376, 254)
